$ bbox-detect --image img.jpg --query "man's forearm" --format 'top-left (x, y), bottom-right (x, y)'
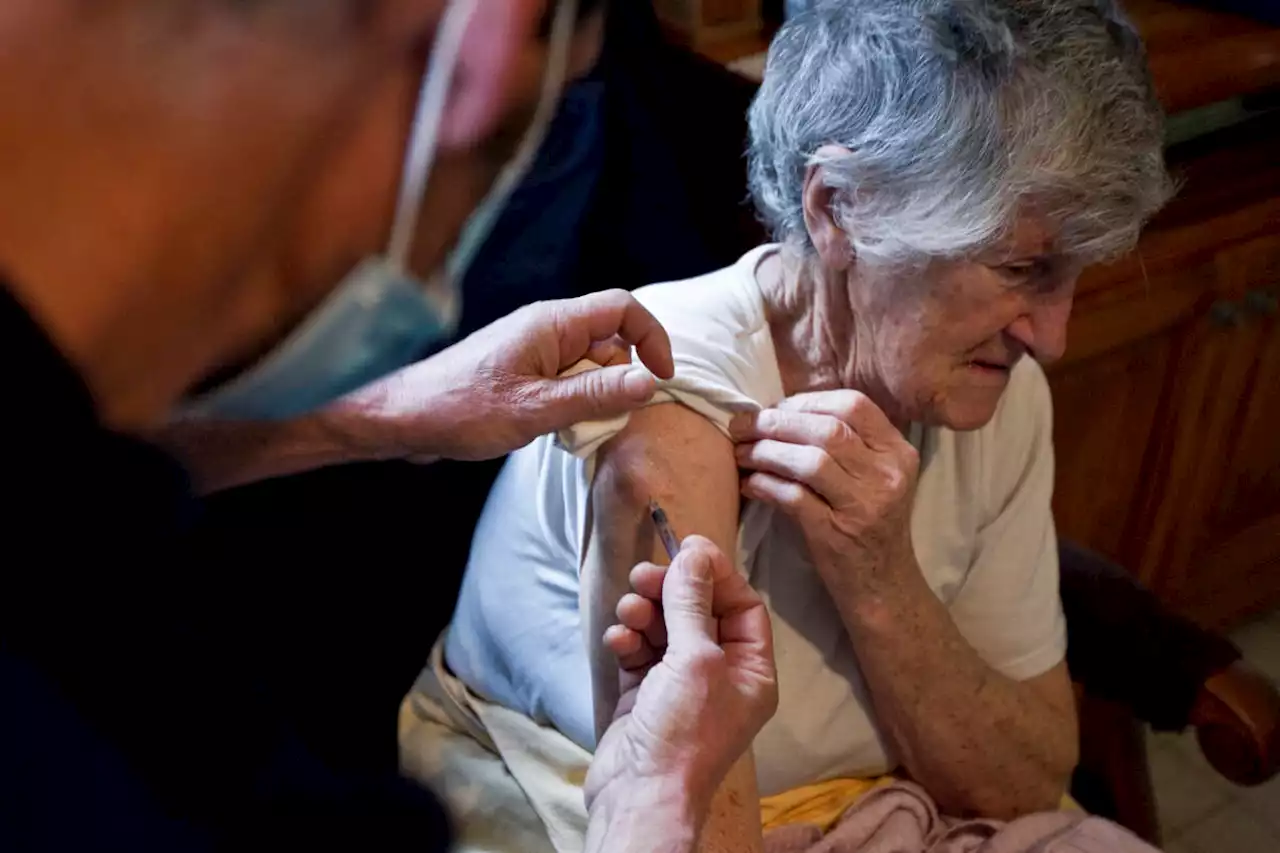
top-left (585, 776), bottom-right (703, 853)
top-left (153, 411), bottom-right (393, 495)
top-left (832, 560), bottom-right (1075, 819)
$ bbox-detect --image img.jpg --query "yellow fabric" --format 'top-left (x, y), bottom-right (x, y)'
top-left (759, 777), bottom-right (1081, 832)
top-left (760, 776), bottom-right (895, 833)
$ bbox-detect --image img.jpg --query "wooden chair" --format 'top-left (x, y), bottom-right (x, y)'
top-left (1062, 542), bottom-right (1280, 844)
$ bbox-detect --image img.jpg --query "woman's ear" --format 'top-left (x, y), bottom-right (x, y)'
top-left (802, 144), bottom-right (855, 273)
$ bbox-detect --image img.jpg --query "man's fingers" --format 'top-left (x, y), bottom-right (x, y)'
top-left (585, 337), bottom-right (632, 369)
top-left (629, 561), bottom-right (668, 601)
top-left (719, 582), bottom-right (776, 662)
top-left (603, 626), bottom-right (660, 675)
top-left (616, 591), bottom-right (669, 649)
top-left (603, 623), bottom-right (642, 658)
top-left (659, 540), bottom-right (721, 648)
top-left (549, 291), bottom-right (674, 380)
top-left (538, 363), bottom-right (658, 425)
top-left (630, 537), bottom-right (764, 660)
top-left (637, 537), bottom-right (757, 619)
top-left (616, 592), bottom-right (655, 631)
top-left (720, 598), bottom-right (775, 659)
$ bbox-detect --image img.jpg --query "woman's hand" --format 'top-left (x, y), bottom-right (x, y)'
top-left (733, 391), bottom-right (1079, 820)
top-left (585, 536), bottom-right (777, 839)
top-left (729, 390), bottom-right (920, 596)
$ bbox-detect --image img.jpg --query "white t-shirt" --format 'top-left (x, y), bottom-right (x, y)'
top-left (446, 245), bottom-right (1067, 797)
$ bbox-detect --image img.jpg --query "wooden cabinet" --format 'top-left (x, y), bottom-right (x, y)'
top-left (1048, 114), bottom-right (1280, 629)
top-left (1149, 237), bottom-right (1280, 628)
top-left (656, 0), bottom-right (762, 46)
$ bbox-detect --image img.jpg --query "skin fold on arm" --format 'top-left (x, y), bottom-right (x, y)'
top-left (585, 402), bottom-right (763, 853)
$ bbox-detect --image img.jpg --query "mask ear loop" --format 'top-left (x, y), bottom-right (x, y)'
top-left (443, 0), bottom-right (580, 282)
top-left (386, 0), bottom-right (481, 270)
top-left (516, 0), bottom-right (581, 172)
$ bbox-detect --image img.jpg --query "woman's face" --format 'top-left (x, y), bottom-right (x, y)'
top-left (845, 215), bottom-right (1079, 431)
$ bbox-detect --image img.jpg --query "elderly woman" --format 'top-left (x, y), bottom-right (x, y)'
top-left (426, 0), bottom-right (1171, 847)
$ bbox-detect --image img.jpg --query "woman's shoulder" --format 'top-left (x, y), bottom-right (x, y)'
top-left (626, 246), bottom-right (785, 411)
top-left (631, 246), bottom-right (774, 345)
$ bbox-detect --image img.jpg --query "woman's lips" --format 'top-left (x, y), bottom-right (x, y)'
top-left (968, 359), bottom-right (1012, 374)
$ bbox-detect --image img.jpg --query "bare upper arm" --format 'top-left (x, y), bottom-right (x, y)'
top-left (582, 402), bottom-right (741, 740)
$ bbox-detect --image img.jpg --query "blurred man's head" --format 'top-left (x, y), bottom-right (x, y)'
top-left (0, 0), bottom-right (605, 426)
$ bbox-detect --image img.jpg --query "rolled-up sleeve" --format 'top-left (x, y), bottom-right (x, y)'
top-left (948, 361), bottom-right (1066, 682)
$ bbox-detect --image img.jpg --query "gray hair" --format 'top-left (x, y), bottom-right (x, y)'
top-left (747, 0), bottom-right (1174, 266)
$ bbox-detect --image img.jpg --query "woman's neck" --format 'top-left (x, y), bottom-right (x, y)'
top-left (756, 247), bottom-right (854, 397)
top-left (754, 247), bottom-right (908, 431)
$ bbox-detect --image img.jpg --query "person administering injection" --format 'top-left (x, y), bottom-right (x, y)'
top-left (0, 1), bottom-right (777, 851)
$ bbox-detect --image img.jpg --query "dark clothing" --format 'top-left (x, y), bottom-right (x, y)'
top-left (1059, 542), bottom-right (1239, 731)
top-left (0, 286), bottom-right (451, 851)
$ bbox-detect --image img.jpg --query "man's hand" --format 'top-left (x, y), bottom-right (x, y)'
top-left (730, 390), bottom-right (920, 600)
top-left (327, 289), bottom-right (674, 463)
top-left (584, 536), bottom-right (777, 844)
top-left (156, 291), bottom-right (671, 494)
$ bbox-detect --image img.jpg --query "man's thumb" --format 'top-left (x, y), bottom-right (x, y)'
top-left (542, 364), bottom-right (656, 427)
top-left (661, 547), bottom-right (717, 647)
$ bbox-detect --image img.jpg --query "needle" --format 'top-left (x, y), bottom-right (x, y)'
top-left (647, 499), bottom-right (681, 561)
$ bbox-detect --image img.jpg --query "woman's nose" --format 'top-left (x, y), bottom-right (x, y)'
top-left (1007, 297), bottom-right (1073, 363)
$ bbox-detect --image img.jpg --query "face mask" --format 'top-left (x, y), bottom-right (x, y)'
top-left (183, 0), bottom-right (580, 421)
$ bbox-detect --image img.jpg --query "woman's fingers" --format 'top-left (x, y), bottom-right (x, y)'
top-left (740, 470), bottom-right (826, 523)
top-left (729, 391), bottom-right (899, 455)
top-left (730, 408), bottom-right (848, 447)
top-left (775, 390), bottom-right (898, 448)
top-left (731, 409), bottom-right (868, 475)
top-left (735, 438), bottom-right (848, 504)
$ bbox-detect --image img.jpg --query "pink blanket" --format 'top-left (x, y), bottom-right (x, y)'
top-left (763, 782), bottom-right (1162, 853)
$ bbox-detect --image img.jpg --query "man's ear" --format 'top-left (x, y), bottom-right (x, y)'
top-left (372, 0), bottom-right (542, 149)
top-left (802, 144), bottom-right (855, 273)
